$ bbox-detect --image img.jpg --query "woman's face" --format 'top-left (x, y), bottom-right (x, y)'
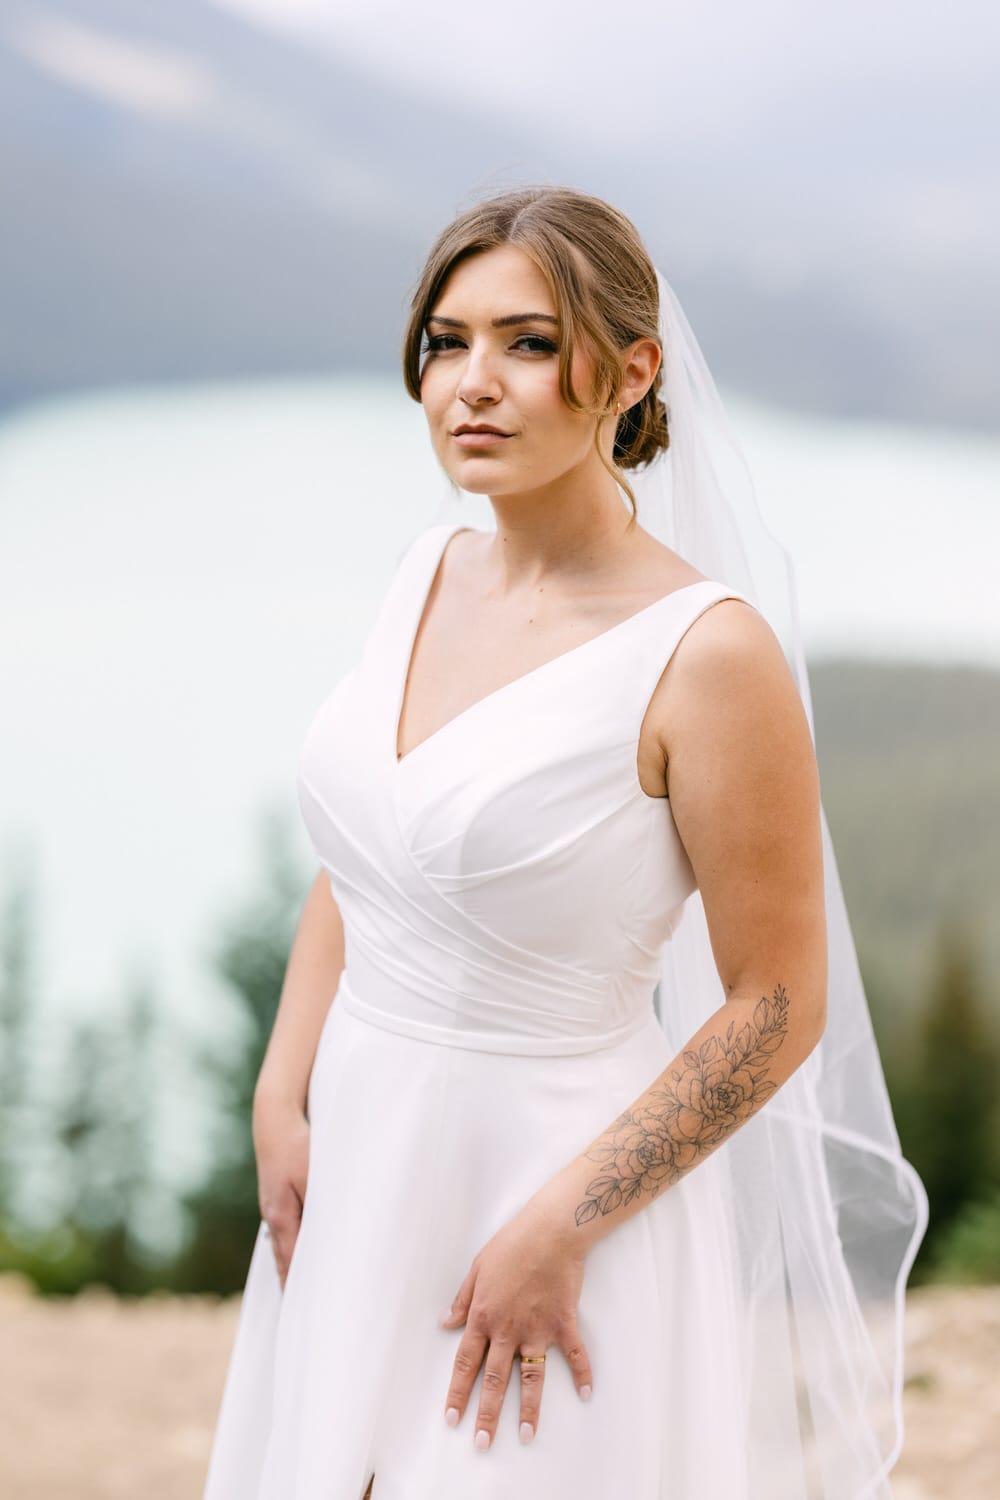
top-left (419, 244), bottom-right (608, 498)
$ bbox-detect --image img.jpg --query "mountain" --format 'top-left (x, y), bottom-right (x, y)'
top-left (809, 657), bottom-right (1000, 1024)
top-left (1, 0), bottom-right (997, 431)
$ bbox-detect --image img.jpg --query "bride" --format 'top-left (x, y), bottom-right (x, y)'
top-left (204, 185), bottom-right (926, 1500)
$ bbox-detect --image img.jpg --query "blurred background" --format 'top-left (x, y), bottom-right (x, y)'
top-left (1, 1), bottom-right (998, 1495)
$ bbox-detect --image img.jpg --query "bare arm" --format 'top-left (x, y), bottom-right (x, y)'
top-left (252, 868), bottom-right (345, 1284)
top-left (253, 867), bottom-right (346, 1116)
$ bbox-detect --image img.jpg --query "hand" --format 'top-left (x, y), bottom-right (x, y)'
top-left (252, 1090), bottom-right (310, 1289)
top-left (439, 1192), bottom-right (594, 1451)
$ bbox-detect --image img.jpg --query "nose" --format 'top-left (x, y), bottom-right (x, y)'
top-left (455, 341), bottom-right (502, 406)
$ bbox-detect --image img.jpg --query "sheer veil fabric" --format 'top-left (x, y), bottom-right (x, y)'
top-left (425, 268), bottom-right (928, 1497)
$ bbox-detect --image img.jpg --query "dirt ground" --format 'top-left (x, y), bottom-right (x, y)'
top-left (0, 1274), bottom-right (996, 1498)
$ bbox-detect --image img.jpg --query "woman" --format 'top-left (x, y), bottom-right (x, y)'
top-left (203, 187), bottom-right (925, 1499)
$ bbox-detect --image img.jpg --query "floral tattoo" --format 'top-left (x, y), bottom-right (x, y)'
top-left (575, 984), bottom-right (791, 1226)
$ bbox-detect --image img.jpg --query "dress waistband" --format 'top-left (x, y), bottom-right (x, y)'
top-left (334, 970), bottom-right (657, 1057)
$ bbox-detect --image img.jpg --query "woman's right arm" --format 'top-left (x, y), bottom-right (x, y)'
top-left (251, 867), bottom-right (346, 1285)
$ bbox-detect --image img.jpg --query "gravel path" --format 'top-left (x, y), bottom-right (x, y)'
top-left (1, 1275), bottom-right (995, 1498)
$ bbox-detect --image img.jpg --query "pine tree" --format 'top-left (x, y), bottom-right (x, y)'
top-left (901, 917), bottom-right (1000, 1264)
top-left (168, 809), bottom-right (308, 1293)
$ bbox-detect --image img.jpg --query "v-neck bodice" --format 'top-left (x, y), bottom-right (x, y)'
top-left (296, 522), bottom-right (752, 1056)
top-left (393, 524), bottom-right (730, 769)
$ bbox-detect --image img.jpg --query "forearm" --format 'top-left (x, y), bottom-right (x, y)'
top-left (253, 868), bottom-right (346, 1117)
top-left (530, 980), bottom-right (824, 1253)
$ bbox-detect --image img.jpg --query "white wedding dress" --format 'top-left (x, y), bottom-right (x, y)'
top-left (203, 520), bottom-right (831, 1499)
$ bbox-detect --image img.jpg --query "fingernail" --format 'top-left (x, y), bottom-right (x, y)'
top-left (475, 1428), bottom-right (491, 1451)
top-left (520, 1421), bottom-right (534, 1443)
top-left (445, 1407), bottom-right (459, 1427)
top-left (580, 1384), bottom-right (592, 1401)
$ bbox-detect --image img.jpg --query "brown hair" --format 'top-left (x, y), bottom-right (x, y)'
top-left (401, 185), bottom-right (669, 525)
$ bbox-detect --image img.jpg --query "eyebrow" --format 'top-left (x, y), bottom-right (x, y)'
top-left (425, 312), bottom-right (560, 330)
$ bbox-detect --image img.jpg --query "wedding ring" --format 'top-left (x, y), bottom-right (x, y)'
top-left (519, 1354), bottom-right (546, 1364)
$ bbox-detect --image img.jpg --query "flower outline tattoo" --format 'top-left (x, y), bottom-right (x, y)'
top-left (575, 984), bottom-right (791, 1226)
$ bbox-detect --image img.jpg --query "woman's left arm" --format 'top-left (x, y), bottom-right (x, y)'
top-left (441, 600), bottom-right (828, 1447)
top-left (539, 597), bottom-right (828, 1242)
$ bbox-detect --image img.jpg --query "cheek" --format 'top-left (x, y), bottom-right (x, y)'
top-left (519, 366), bottom-right (577, 435)
top-left (418, 367), bottom-right (447, 419)
top-left (533, 364), bottom-right (596, 449)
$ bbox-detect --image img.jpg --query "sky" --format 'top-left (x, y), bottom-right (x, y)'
top-left (212, 0), bottom-right (999, 146)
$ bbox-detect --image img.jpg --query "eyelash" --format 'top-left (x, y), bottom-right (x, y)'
top-left (420, 334), bottom-right (558, 356)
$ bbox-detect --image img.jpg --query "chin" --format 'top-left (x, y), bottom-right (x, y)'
top-left (441, 458), bottom-right (521, 495)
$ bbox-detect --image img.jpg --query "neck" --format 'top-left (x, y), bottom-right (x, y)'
top-left (480, 467), bottom-right (635, 597)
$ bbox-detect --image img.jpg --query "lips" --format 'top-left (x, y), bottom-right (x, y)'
top-left (452, 425), bottom-right (513, 449)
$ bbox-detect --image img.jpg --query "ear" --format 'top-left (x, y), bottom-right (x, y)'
top-left (620, 337), bottom-right (662, 411)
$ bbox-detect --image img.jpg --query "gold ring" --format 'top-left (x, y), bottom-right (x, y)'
top-left (519, 1354), bottom-right (546, 1364)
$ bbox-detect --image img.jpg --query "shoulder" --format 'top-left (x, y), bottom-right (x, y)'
top-left (648, 590), bottom-right (813, 769)
top-left (671, 589), bottom-right (782, 688)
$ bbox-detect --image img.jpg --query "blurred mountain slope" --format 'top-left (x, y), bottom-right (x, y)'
top-left (0, 0), bottom-right (570, 405)
top-left (1, 0), bottom-right (997, 430)
top-left (810, 658), bottom-right (1000, 1015)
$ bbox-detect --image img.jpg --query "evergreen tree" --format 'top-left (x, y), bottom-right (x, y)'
top-left (899, 917), bottom-right (1000, 1266)
top-left (53, 967), bottom-right (163, 1292)
top-left (0, 855), bottom-right (38, 1223)
top-left (169, 808), bottom-right (309, 1293)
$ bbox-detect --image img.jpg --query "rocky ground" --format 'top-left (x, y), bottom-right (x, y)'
top-left (0, 1275), bottom-right (995, 1498)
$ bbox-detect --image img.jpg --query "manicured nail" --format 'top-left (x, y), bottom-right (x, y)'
top-left (580, 1384), bottom-right (592, 1401)
top-left (520, 1421), bottom-right (534, 1443)
top-left (445, 1407), bottom-right (459, 1427)
top-left (475, 1428), bottom-right (491, 1451)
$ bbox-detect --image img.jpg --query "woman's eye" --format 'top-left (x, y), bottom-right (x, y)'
top-left (513, 335), bottom-right (558, 354)
top-left (422, 335), bottom-right (462, 354)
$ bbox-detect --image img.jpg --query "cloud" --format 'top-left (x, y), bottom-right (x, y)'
top-left (10, 9), bottom-right (219, 122)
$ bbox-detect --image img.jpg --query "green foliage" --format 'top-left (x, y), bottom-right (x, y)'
top-left (0, 809), bottom-right (310, 1297)
top-left (0, 1221), bottom-right (100, 1296)
top-left (926, 1188), bottom-right (1000, 1285)
top-left (168, 808), bottom-right (310, 1294)
top-left (810, 658), bottom-right (1000, 1011)
top-left (0, 852), bottom-right (37, 1220)
top-left (880, 917), bottom-right (1000, 1277)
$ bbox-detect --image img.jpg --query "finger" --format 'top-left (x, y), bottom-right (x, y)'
top-left (557, 1317), bottom-right (593, 1400)
top-left (472, 1341), bottom-right (516, 1451)
top-left (517, 1350), bottom-right (547, 1442)
top-left (443, 1325), bottom-right (487, 1430)
top-left (439, 1261), bottom-right (478, 1328)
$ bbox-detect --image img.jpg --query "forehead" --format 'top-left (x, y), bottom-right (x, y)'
top-left (430, 244), bottom-right (554, 316)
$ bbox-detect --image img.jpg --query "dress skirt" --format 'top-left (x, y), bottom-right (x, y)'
top-left (203, 975), bottom-right (755, 1499)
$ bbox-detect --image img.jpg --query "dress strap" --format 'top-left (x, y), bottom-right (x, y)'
top-left (625, 580), bottom-right (757, 721)
top-left (359, 523), bottom-right (461, 666)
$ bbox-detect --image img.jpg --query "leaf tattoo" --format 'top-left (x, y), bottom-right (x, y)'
top-left (574, 984), bottom-right (791, 1227)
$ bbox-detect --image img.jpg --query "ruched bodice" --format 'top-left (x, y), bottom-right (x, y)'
top-left (296, 521), bottom-right (751, 1056)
